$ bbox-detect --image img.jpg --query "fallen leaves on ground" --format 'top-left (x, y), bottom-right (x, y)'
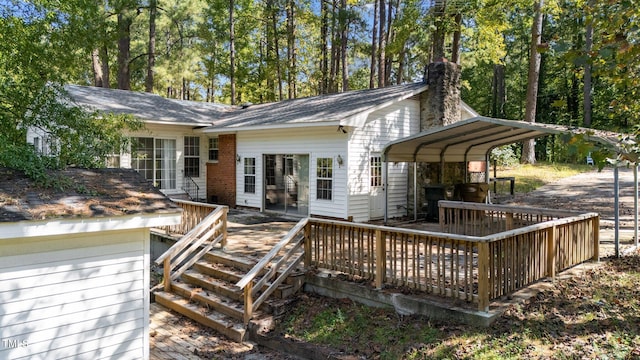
top-left (275, 252), bottom-right (640, 359)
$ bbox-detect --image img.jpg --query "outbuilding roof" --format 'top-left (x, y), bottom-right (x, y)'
top-left (383, 116), bottom-right (624, 163)
top-left (65, 85), bottom-right (231, 126)
top-left (0, 168), bottom-right (181, 223)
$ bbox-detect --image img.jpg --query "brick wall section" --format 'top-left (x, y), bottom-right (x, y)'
top-left (206, 134), bottom-right (236, 206)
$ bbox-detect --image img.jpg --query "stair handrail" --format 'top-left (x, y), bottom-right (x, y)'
top-left (155, 205), bottom-right (228, 292)
top-left (182, 174), bottom-right (200, 201)
top-left (235, 217), bottom-right (309, 324)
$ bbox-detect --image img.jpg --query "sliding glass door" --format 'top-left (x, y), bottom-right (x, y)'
top-left (264, 154), bottom-right (309, 215)
top-left (131, 137), bottom-right (177, 191)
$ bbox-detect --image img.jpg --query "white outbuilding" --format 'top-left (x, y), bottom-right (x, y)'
top-left (0, 168), bottom-right (181, 359)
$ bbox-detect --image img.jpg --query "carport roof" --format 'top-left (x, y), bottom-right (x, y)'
top-left (383, 116), bottom-right (623, 163)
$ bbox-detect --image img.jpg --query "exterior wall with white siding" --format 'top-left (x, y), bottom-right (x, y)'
top-left (347, 99), bottom-right (420, 222)
top-left (236, 127), bottom-right (349, 219)
top-left (120, 124), bottom-right (211, 200)
top-left (0, 228), bottom-right (150, 360)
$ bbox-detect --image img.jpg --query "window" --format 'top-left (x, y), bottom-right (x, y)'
top-left (131, 137), bottom-right (177, 190)
top-left (370, 156), bottom-right (382, 187)
top-left (208, 137), bottom-right (219, 161)
top-left (265, 155), bottom-right (276, 186)
top-left (244, 157), bottom-right (256, 193)
top-left (131, 137), bottom-right (154, 182)
top-left (316, 157), bottom-right (333, 200)
top-left (184, 136), bottom-right (200, 177)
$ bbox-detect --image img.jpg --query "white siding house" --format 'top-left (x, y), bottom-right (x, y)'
top-left (0, 168), bottom-right (181, 360)
top-left (204, 82), bottom-right (477, 222)
top-left (50, 82), bottom-right (478, 222)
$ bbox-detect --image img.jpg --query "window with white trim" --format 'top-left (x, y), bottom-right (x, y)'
top-left (370, 156), bottom-right (382, 187)
top-left (208, 137), bottom-right (219, 161)
top-left (316, 157), bottom-right (333, 200)
top-left (244, 157), bottom-right (256, 193)
top-left (184, 136), bottom-right (200, 177)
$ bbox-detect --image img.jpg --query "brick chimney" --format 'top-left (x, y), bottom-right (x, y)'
top-left (420, 58), bottom-right (461, 131)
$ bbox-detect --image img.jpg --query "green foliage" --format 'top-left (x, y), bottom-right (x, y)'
top-left (491, 145), bottom-right (520, 167)
top-left (0, 3), bottom-right (142, 186)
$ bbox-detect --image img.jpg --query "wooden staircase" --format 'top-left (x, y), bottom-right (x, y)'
top-left (153, 206), bottom-right (308, 343)
top-left (154, 251), bottom-right (303, 342)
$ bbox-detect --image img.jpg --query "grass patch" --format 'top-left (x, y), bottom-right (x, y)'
top-left (494, 162), bottom-right (594, 194)
top-left (276, 254), bottom-right (640, 359)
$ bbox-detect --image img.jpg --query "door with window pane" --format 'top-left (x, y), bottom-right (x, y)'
top-left (264, 154), bottom-right (309, 215)
top-left (369, 155), bottom-right (384, 219)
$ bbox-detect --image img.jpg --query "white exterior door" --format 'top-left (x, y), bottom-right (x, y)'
top-left (369, 155), bottom-right (385, 219)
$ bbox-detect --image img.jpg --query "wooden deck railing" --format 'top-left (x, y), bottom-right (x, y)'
top-left (157, 199), bottom-right (220, 235)
top-left (303, 206), bottom-right (599, 312)
top-left (438, 200), bottom-right (584, 236)
top-left (235, 218), bottom-right (308, 324)
top-left (154, 206), bottom-right (228, 292)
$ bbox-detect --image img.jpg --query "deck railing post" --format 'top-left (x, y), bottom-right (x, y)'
top-left (243, 282), bottom-right (253, 325)
top-left (593, 215), bottom-right (600, 262)
top-left (163, 257), bottom-right (172, 292)
top-left (221, 208), bottom-right (228, 249)
top-left (304, 222), bottom-right (312, 268)
top-left (375, 229), bottom-right (386, 289)
top-left (546, 225), bottom-right (556, 280)
top-left (477, 241), bottom-right (490, 312)
top-left (505, 213), bottom-right (514, 231)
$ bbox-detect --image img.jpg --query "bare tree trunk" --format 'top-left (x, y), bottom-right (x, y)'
top-left (117, 11), bottom-right (133, 90)
top-left (451, 12), bottom-right (462, 64)
top-left (100, 46), bottom-right (110, 88)
top-left (229, 0), bottom-right (236, 105)
top-left (145, 0), bottom-right (157, 93)
top-left (377, 0), bottom-right (386, 87)
top-left (397, 47), bottom-right (405, 85)
top-left (329, 0), bottom-right (338, 93)
top-left (522, 0), bottom-right (544, 164)
top-left (320, 0), bottom-right (329, 94)
top-left (340, 0), bottom-right (349, 92)
top-left (583, 0), bottom-right (594, 127)
top-left (369, 0), bottom-right (378, 89)
top-left (91, 49), bottom-right (104, 87)
top-left (492, 64), bottom-right (506, 118)
top-left (432, 1), bottom-right (446, 60)
top-left (287, 0), bottom-right (296, 99)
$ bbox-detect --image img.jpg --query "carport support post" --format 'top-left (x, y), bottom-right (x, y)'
top-left (413, 162), bottom-right (418, 221)
top-left (635, 164), bottom-right (638, 248)
top-left (615, 167), bottom-right (620, 258)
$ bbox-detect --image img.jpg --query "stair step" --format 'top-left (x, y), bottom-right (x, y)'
top-left (154, 291), bottom-right (247, 343)
top-left (181, 270), bottom-right (244, 302)
top-left (204, 250), bottom-right (257, 272)
top-left (170, 281), bottom-right (245, 320)
top-left (194, 260), bottom-right (246, 283)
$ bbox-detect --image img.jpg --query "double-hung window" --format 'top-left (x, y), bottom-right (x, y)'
top-left (208, 137), bottom-right (219, 161)
top-left (184, 136), bottom-right (200, 177)
top-left (244, 157), bottom-right (256, 193)
top-left (316, 158), bottom-right (333, 200)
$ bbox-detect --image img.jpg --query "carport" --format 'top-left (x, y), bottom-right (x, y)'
top-left (382, 116), bottom-right (635, 256)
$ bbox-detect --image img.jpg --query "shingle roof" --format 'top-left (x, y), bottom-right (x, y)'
top-left (207, 82), bottom-right (429, 130)
top-left (0, 168), bottom-right (181, 223)
top-left (65, 85), bottom-right (232, 125)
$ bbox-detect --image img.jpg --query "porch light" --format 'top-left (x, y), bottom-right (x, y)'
top-left (337, 155), bottom-right (344, 167)
top-left (236, 154), bottom-right (241, 163)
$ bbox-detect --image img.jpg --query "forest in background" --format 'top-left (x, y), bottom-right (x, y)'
top-left (1, 0), bottom-right (639, 166)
